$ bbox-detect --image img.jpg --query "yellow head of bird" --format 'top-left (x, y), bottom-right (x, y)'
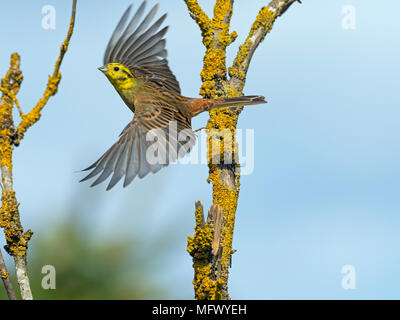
top-left (98, 63), bottom-right (137, 90)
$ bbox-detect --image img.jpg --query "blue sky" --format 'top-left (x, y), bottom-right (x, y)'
top-left (1, 0), bottom-right (400, 299)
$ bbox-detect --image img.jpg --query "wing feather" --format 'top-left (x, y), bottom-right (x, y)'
top-left (103, 4), bottom-right (133, 64)
top-left (107, 142), bottom-right (128, 190)
top-left (89, 144), bottom-right (121, 187)
top-left (81, 104), bottom-right (196, 189)
top-left (104, 1), bottom-right (180, 94)
top-left (124, 130), bottom-right (140, 187)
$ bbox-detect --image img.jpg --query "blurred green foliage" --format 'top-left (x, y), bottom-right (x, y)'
top-left (0, 186), bottom-right (181, 300)
top-left (1, 215), bottom-right (168, 299)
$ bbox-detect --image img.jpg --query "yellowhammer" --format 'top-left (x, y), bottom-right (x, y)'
top-left (81, 1), bottom-right (266, 190)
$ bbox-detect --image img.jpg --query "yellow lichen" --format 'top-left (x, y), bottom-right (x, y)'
top-left (1, 271), bottom-right (9, 279)
top-left (0, 190), bottom-right (32, 256)
top-left (229, 6), bottom-right (276, 91)
top-left (0, 129), bottom-right (12, 169)
top-left (0, 1), bottom-right (75, 261)
top-left (186, 0), bottom-right (274, 300)
top-left (0, 87), bottom-right (23, 116)
top-left (0, 54), bottom-right (22, 171)
top-left (187, 204), bottom-right (212, 260)
top-left (187, 202), bottom-right (224, 300)
top-left (208, 169), bottom-right (239, 277)
top-left (17, 0), bottom-right (75, 141)
top-left (184, 0), bottom-right (211, 35)
top-left (192, 263), bottom-right (223, 300)
top-left (250, 6), bottom-right (276, 37)
top-left (188, 0), bottom-right (237, 99)
top-left (17, 72), bottom-right (61, 142)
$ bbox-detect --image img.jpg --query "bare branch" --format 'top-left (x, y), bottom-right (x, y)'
top-left (270, 0), bottom-right (301, 16)
top-left (14, 256), bottom-right (31, 300)
top-left (0, 248), bottom-right (16, 300)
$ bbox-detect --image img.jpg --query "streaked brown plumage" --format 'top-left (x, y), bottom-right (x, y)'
top-left (81, 1), bottom-right (266, 190)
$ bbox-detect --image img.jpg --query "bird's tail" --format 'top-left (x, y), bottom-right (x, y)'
top-left (190, 95), bottom-right (267, 116)
top-left (213, 95), bottom-right (267, 108)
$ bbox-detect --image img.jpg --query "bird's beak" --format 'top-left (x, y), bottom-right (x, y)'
top-left (98, 66), bottom-right (108, 73)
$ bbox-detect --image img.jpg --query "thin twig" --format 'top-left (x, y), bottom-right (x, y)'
top-left (229, 0), bottom-right (300, 91)
top-left (16, 0), bottom-right (77, 143)
top-left (0, 248), bottom-right (16, 300)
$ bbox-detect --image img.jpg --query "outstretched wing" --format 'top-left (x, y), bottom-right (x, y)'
top-left (103, 1), bottom-right (181, 94)
top-left (81, 105), bottom-right (196, 190)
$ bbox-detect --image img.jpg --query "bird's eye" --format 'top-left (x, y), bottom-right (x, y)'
top-left (114, 67), bottom-right (119, 71)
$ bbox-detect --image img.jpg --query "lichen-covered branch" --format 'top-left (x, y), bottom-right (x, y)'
top-left (185, 0), bottom-right (211, 34)
top-left (0, 53), bottom-right (34, 300)
top-left (230, 0), bottom-right (299, 91)
top-left (0, 87), bottom-right (23, 117)
top-left (187, 202), bottom-right (224, 299)
top-left (269, 0), bottom-right (301, 16)
top-left (0, 0), bottom-right (77, 300)
top-left (185, 0), bottom-right (298, 300)
top-left (16, 0), bottom-right (77, 144)
top-left (185, 0), bottom-right (237, 98)
top-left (185, 0), bottom-right (241, 301)
top-left (0, 55), bottom-right (29, 256)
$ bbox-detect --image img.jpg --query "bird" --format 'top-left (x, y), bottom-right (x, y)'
top-left (81, 1), bottom-right (267, 190)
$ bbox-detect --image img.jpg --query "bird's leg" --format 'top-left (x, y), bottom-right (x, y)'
top-left (194, 127), bottom-right (206, 133)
